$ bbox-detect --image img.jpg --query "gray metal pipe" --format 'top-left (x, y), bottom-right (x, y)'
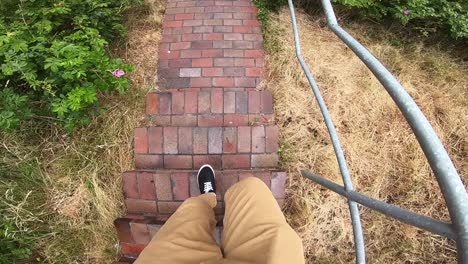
top-left (287, 1), bottom-right (366, 263)
top-left (302, 171), bottom-right (457, 240)
top-left (319, 0), bottom-right (468, 262)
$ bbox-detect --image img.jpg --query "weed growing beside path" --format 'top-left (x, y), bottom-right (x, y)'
top-left (263, 8), bottom-right (467, 263)
top-left (0, 0), bottom-right (164, 262)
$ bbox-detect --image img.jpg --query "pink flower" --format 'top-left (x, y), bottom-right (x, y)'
top-left (112, 69), bottom-right (125, 78)
top-left (403, 10), bottom-right (411, 15)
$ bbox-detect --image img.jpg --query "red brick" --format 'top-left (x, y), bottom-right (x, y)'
top-left (248, 91), bottom-right (260, 113)
top-left (261, 91), bottom-right (273, 113)
top-left (234, 58), bottom-right (255, 67)
top-left (214, 58), bottom-right (234, 67)
top-left (182, 33), bottom-right (203, 41)
top-left (189, 173), bottom-right (201, 197)
top-left (213, 77), bottom-right (234, 87)
top-left (120, 243), bottom-right (146, 256)
top-left (198, 91), bottom-right (211, 113)
top-left (223, 91), bottom-right (235, 113)
top-left (172, 115), bottom-right (197, 126)
top-left (181, 50), bottom-right (202, 58)
top-left (193, 155), bottom-right (222, 169)
top-left (191, 77), bottom-right (212, 87)
top-left (134, 154), bottom-right (163, 169)
top-left (165, 7), bottom-right (185, 15)
top-left (224, 67), bottom-right (245, 76)
top-left (202, 49), bottom-right (223, 57)
top-left (266, 126), bottom-right (279, 153)
top-left (195, 13), bottom-right (215, 19)
top-left (186, 7), bottom-right (205, 13)
top-left (171, 91), bottom-right (185, 114)
top-left (192, 58), bottom-right (213, 67)
top-left (183, 19), bottom-right (203, 27)
top-left (208, 127), bottom-right (223, 154)
top-left (125, 199), bottom-right (157, 215)
top-left (224, 19), bottom-right (242, 26)
top-left (203, 67), bottom-right (223, 77)
top-left (203, 33), bottom-right (223, 40)
top-left (164, 155), bottom-right (193, 169)
top-left (170, 41), bottom-right (191, 50)
top-left (154, 173), bottom-right (172, 200)
top-left (233, 1), bottom-right (251, 6)
top-left (158, 202), bottom-right (183, 214)
top-left (213, 40), bottom-right (233, 48)
top-left (175, 13), bottom-right (194, 20)
top-left (148, 127), bottom-right (163, 154)
top-left (252, 126), bottom-right (265, 153)
top-left (198, 115), bottom-right (223, 126)
top-left (193, 26), bottom-right (213, 33)
top-left (249, 114), bottom-right (273, 125)
top-left (185, 91), bottom-right (198, 113)
top-left (214, 26), bottom-right (233, 33)
top-left (251, 154), bottom-right (279, 168)
top-left (180, 68), bottom-right (202, 77)
top-left (171, 173), bottom-right (189, 200)
top-left (159, 93), bottom-right (172, 114)
top-left (214, 13), bottom-right (232, 19)
top-left (233, 26), bottom-right (252, 33)
top-left (176, 1), bottom-right (195, 7)
top-left (244, 34), bottom-right (262, 41)
top-left (221, 172), bottom-right (238, 195)
top-left (223, 127), bottom-right (237, 153)
top-left (193, 127), bottom-right (208, 154)
top-left (130, 222), bottom-right (150, 244)
top-left (245, 50), bottom-right (263, 57)
top-left (223, 154), bottom-right (250, 168)
top-left (123, 172), bottom-right (138, 199)
top-left (271, 172), bottom-right (286, 198)
top-left (191, 40), bottom-right (213, 49)
top-left (137, 172), bottom-right (156, 200)
top-left (224, 49), bottom-right (243, 57)
top-left (246, 67), bottom-right (262, 77)
top-left (211, 90), bottom-right (223, 114)
top-left (178, 127), bottom-right (193, 154)
top-left (224, 114), bottom-right (249, 126)
top-left (114, 218), bottom-right (134, 243)
top-left (239, 171), bottom-right (270, 186)
top-left (236, 91), bottom-right (248, 113)
top-left (216, 1), bottom-right (233, 6)
top-left (162, 34), bottom-right (182, 43)
top-left (233, 13), bottom-right (253, 19)
top-left (234, 77), bottom-right (256, 87)
top-left (255, 58), bottom-right (264, 67)
top-left (163, 127), bottom-right (178, 154)
top-left (169, 58), bottom-right (192, 68)
top-left (164, 20), bottom-right (183, 28)
top-left (146, 93), bottom-right (159, 115)
top-left (237, 126), bottom-right (251, 153)
top-left (134, 128), bottom-right (148, 154)
top-left (204, 19), bottom-right (223, 26)
top-left (243, 19), bottom-right (260, 26)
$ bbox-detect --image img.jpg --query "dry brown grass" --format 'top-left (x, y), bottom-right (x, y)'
top-left (265, 8), bottom-right (467, 263)
top-left (0, 1), bottom-right (164, 263)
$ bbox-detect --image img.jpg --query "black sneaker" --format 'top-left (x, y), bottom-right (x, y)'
top-left (197, 164), bottom-right (216, 194)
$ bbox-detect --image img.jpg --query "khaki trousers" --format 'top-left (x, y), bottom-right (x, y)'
top-left (135, 177), bottom-right (304, 264)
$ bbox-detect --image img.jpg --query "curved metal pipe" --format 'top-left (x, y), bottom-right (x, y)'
top-left (287, 1), bottom-right (366, 263)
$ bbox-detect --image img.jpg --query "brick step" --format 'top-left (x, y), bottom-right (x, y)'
top-left (122, 170), bottom-right (286, 216)
top-left (134, 125), bottom-right (280, 170)
top-left (146, 89), bottom-right (273, 127)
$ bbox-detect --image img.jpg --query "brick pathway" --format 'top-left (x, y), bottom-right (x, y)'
top-left (114, 0), bottom-right (286, 262)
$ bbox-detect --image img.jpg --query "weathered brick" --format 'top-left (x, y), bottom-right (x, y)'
top-left (189, 172), bottom-right (201, 197)
top-left (193, 155), bottom-right (222, 170)
top-left (134, 154), bottom-right (163, 169)
top-left (193, 127), bottom-right (208, 154)
top-left (185, 91), bottom-right (198, 113)
top-left (233, 26), bottom-right (252, 33)
top-left (203, 67), bottom-right (223, 77)
top-left (237, 126), bottom-right (251, 153)
top-left (244, 34), bottom-right (262, 41)
top-left (192, 58), bottom-right (213, 67)
top-left (163, 127), bottom-right (178, 154)
top-left (223, 127), bottom-right (237, 153)
top-left (252, 126), bottom-right (265, 153)
top-left (172, 115), bottom-right (197, 126)
top-left (221, 172), bottom-right (238, 195)
top-left (171, 91), bottom-right (185, 114)
top-left (123, 172), bottom-right (138, 199)
top-left (198, 91), bottom-right (211, 113)
top-left (154, 173), bottom-right (172, 200)
top-left (223, 154), bottom-right (250, 168)
top-left (245, 50), bottom-right (263, 58)
top-left (158, 202), bottom-right (182, 214)
top-left (261, 91), bottom-right (273, 113)
top-left (246, 67), bottom-right (262, 77)
top-left (213, 40), bottom-right (233, 48)
top-left (214, 58), bottom-right (233, 67)
top-left (223, 91), bottom-right (235, 113)
top-left (208, 127), bottom-right (223, 154)
top-left (191, 40), bottom-right (213, 49)
top-left (178, 127), bottom-right (193, 154)
top-left (224, 49), bottom-right (243, 57)
top-left (114, 218), bottom-right (134, 243)
top-left (251, 154), bottom-right (278, 168)
top-left (223, 114), bottom-right (249, 126)
top-left (243, 19), bottom-right (260, 26)
top-left (265, 126), bottom-right (279, 153)
top-left (134, 128), bottom-right (148, 154)
top-left (125, 199), bottom-right (157, 215)
top-left (203, 33), bottom-right (223, 40)
top-left (181, 50), bottom-right (202, 58)
top-left (224, 19), bottom-right (242, 26)
top-left (146, 93), bottom-right (159, 115)
top-left (214, 26), bottom-right (233, 33)
top-left (234, 77), bottom-right (256, 87)
top-left (121, 243), bottom-right (146, 257)
top-left (214, 13), bottom-right (232, 19)
top-left (164, 20), bottom-right (183, 28)
top-left (183, 19), bottom-right (203, 27)
top-left (248, 90), bottom-right (260, 113)
top-left (234, 58), bottom-right (255, 67)
top-left (180, 68), bottom-right (202, 77)
top-left (191, 77), bottom-right (212, 87)
top-left (211, 90), bottom-right (223, 114)
top-left (182, 33), bottom-right (203, 41)
top-left (213, 77), bottom-right (234, 87)
top-left (148, 127), bottom-right (163, 154)
top-left (171, 173), bottom-right (190, 200)
top-left (198, 115), bottom-right (223, 127)
top-left (271, 172), bottom-right (286, 198)
top-left (137, 172), bottom-right (156, 200)
top-left (202, 49), bottom-right (223, 57)
top-left (170, 41), bottom-right (191, 50)
top-left (159, 93), bottom-right (172, 114)
top-left (204, 19), bottom-right (223, 26)
top-left (235, 91), bottom-right (248, 113)
top-left (148, 224), bottom-right (161, 238)
top-left (224, 67), bottom-right (245, 77)
top-left (193, 26), bottom-right (213, 33)
top-left (175, 13), bottom-right (194, 20)
top-left (169, 59), bottom-right (192, 68)
top-left (164, 155), bottom-right (193, 169)
top-left (130, 222), bottom-right (150, 244)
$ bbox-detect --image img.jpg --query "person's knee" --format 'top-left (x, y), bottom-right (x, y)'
top-left (229, 177), bottom-right (269, 195)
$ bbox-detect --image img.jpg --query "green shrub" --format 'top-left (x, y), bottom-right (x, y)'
top-left (334, 0), bottom-right (468, 39)
top-left (0, 0), bottom-right (139, 131)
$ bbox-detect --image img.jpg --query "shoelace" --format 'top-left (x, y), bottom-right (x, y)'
top-left (203, 182), bottom-right (213, 193)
